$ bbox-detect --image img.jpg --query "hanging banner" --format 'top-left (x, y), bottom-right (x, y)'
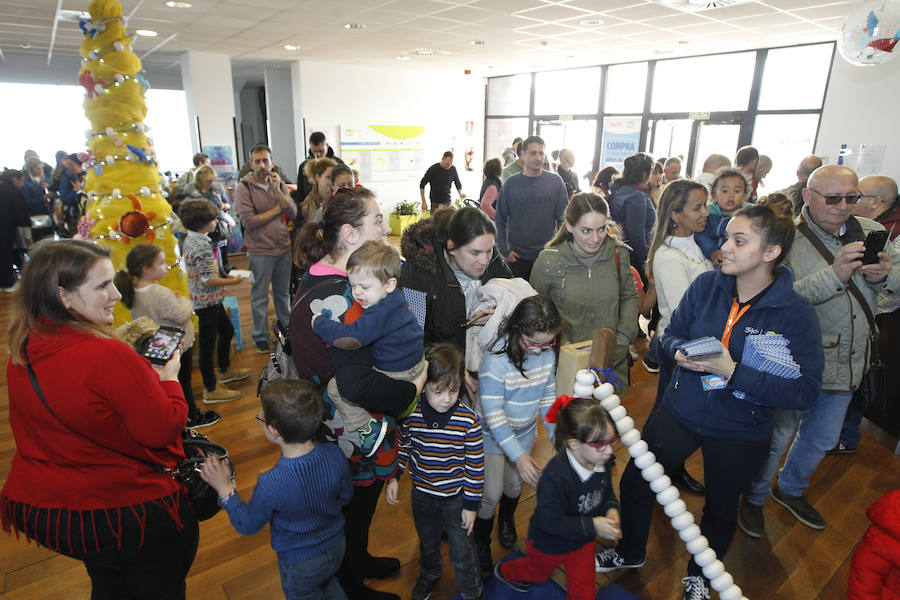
top-left (599, 117), bottom-right (641, 171)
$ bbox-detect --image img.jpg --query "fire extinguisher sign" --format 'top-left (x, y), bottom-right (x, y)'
top-left (465, 120), bottom-right (474, 136)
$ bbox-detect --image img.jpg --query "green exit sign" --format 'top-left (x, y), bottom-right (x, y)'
top-left (689, 112), bottom-right (710, 120)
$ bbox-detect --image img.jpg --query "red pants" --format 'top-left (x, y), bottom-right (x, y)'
top-left (501, 539), bottom-right (595, 600)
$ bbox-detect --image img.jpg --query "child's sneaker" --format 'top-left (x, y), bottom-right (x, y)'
top-left (681, 575), bottom-right (710, 600)
top-left (203, 383), bottom-right (240, 404)
top-left (186, 410), bottom-right (221, 429)
top-left (595, 548), bottom-right (644, 572)
top-left (493, 561), bottom-right (532, 593)
top-left (411, 576), bottom-right (437, 600)
top-left (218, 367), bottom-right (250, 383)
top-left (358, 417), bottom-right (388, 458)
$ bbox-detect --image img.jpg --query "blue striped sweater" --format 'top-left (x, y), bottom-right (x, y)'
top-left (478, 345), bottom-right (557, 461)
top-left (222, 442), bottom-right (353, 562)
top-left (396, 399), bottom-right (485, 511)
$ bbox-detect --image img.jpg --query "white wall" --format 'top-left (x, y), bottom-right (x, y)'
top-left (816, 54), bottom-right (900, 183)
top-left (296, 60), bottom-right (486, 216)
top-left (180, 52), bottom-right (237, 157)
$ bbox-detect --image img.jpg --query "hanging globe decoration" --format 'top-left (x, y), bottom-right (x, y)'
top-left (838, 0), bottom-right (900, 66)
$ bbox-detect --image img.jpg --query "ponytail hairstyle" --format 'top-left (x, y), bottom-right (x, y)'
top-left (646, 179), bottom-right (709, 278)
top-left (546, 192), bottom-right (616, 248)
top-left (552, 396), bottom-right (617, 453)
top-left (733, 204), bottom-right (795, 269)
top-left (294, 186), bottom-right (374, 267)
top-left (613, 152), bottom-right (654, 187)
top-left (493, 295), bottom-right (562, 377)
top-left (114, 244), bottom-right (165, 308)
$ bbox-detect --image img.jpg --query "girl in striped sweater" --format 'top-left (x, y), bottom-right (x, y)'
top-left (473, 294), bottom-right (563, 579)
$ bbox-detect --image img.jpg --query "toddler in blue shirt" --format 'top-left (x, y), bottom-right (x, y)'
top-left (696, 167), bottom-right (750, 267)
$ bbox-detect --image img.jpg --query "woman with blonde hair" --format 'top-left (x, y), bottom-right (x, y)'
top-left (300, 157), bottom-right (337, 225)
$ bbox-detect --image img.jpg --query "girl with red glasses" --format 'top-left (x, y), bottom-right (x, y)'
top-left (472, 294), bottom-right (563, 580)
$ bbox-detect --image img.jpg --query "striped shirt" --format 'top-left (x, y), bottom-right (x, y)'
top-left (478, 345), bottom-right (557, 461)
top-left (397, 400), bottom-right (484, 511)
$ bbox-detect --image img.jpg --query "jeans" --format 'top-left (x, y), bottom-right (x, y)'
top-left (618, 404), bottom-right (769, 577)
top-left (195, 303), bottom-right (233, 392)
top-left (839, 399), bottom-right (863, 448)
top-left (411, 489), bottom-right (481, 599)
top-left (248, 252), bottom-right (292, 343)
top-left (745, 391), bottom-right (853, 504)
top-left (278, 535), bottom-right (348, 600)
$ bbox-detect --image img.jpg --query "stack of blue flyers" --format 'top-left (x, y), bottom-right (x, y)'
top-left (741, 334), bottom-right (801, 380)
top-left (677, 336), bottom-right (723, 357)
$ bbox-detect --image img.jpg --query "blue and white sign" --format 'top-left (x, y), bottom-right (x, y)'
top-left (599, 117), bottom-right (641, 171)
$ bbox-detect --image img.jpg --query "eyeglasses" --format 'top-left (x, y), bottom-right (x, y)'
top-left (255, 410), bottom-right (266, 425)
top-left (520, 333), bottom-right (557, 349)
top-left (584, 436), bottom-right (620, 451)
top-left (808, 188), bottom-right (863, 205)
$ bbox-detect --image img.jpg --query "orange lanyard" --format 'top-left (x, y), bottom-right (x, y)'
top-left (721, 298), bottom-right (751, 350)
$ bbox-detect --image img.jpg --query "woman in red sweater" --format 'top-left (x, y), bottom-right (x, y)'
top-left (1, 240), bottom-right (197, 600)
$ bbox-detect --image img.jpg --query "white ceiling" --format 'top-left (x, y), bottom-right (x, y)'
top-left (0, 0), bottom-right (854, 82)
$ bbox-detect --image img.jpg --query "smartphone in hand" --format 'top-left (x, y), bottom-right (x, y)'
top-left (141, 326), bottom-right (185, 365)
top-left (862, 230), bottom-right (890, 265)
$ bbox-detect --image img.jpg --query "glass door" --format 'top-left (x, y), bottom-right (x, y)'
top-left (692, 121), bottom-right (741, 178)
top-left (647, 119), bottom-right (693, 165)
top-left (536, 119), bottom-right (598, 186)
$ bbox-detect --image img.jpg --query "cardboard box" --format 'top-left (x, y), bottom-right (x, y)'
top-left (556, 338), bottom-right (593, 397)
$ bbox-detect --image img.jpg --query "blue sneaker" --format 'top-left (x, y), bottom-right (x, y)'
top-left (359, 417), bottom-right (388, 458)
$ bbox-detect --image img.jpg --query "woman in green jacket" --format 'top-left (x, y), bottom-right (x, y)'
top-left (530, 192), bottom-right (639, 395)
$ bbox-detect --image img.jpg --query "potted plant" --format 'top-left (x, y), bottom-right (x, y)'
top-left (390, 201), bottom-right (427, 235)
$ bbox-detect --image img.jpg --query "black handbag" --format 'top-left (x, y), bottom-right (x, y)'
top-left (23, 339), bottom-right (233, 521)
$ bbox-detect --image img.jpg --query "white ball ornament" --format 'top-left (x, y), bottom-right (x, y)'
top-left (593, 382), bottom-right (615, 400)
top-left (641, 463), bottom-right (664, 482)
top-left (702, 560), bottom-right (725, 581)
top-left (648, 474), bottom-right (670, 494)
top-left (620, 429), bottom-right (641, 447)
top-left (140, 186), bottom-right (151, 196)
top-left (106, 155), bottom-right (115, 165)
top-left (627, 440), bottom-right (648, 458)
top-left (575, 370), bottom-right (594, 385)
top-left (573, 382), bottom-right (594, 398)
top-left (663, 498), bottom-right (686, 518)
top-left (694, 548), bottom-right (716, 568)
top-left (112, 188), bottom-right (122, 198)
top-left (106, 127), bottom-right (115, 136)
top-left (655, 485), bottom-right (679, 505)
top-left (671, 512), bottom-right (694, 531)
top-left (608, 405), bottom-right (627, 421)
top-left (614, 416), bottom-right (634, 434)
top-left (114, 41), bottom-right (124, 52)
top-left (600, 394), bottom-right (620, 411)
top-left (685, 535), bottom-right (709, 555)
top-left (678, 524), bottom-right (701, 542)
top-left (711, 573), bottom-right (734, 593)
top-left (635, 452), bottom-right (657, 470)
top-left (94, 83), bottom-right (105, 95)
top-left (718, 585), bottom-right (742, 600)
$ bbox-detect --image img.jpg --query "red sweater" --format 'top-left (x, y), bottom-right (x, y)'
top-left (849, 489), bottom-right (900, 600)
top-left (1, 327), bottom-right (187, 514)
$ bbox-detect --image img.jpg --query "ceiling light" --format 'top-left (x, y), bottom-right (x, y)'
top-left (165, 1), bottom-right (192, 7)
top-left (470, 40), bottom-right (486, 46)
top-left (678, 40), bottom-right (689, 45)
top-left (580, 19), bottom-right (604, 26)
top-left (20, 42), bottom-right (31, 49)
top-left (655, 48), bottom-right (675, 54)
top-left (136, 29), bottom-right (158, 37)
top-left (284, 44), bottom-right (300, 50)
top-left (414, 48), bottom-right (436, 56)
top-left (344, 23), bottom-right (366, 30)
top-left (396, 55), bottom-right (411, 61)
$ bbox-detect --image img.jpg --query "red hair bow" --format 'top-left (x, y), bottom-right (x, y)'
top-left (545, 395), bottom-right (574, 424)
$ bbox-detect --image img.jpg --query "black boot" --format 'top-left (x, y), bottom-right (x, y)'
top-left (473, 517), bottom-right (494, 580)
top-left (673, 464), bottom-right (705, 495)
top-left (497, 495), bottom-right (520, 549)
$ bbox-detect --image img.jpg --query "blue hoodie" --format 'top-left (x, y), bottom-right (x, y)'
top-left (608, 182), bottom-right (655, 276)
top-left (695, 209), bottom-right (730, 260)
top-left (660, 268), bottom-right (824, 441)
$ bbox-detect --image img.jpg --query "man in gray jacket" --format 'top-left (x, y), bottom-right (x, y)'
top-left (739, 165), bottom-right (900, 536)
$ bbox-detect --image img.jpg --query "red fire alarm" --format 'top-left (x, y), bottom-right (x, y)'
top-left (464, 69), bottom-right (471, 75)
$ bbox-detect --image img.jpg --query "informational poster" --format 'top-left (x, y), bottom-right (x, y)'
top-left (838, 143), bottom-right (887, 178)
top-left (201, 145), bottom-right (236, 185)
top-left (340, 125), bottom-right (426, 183)
top-left (599, 117), bottom-right (641, 171)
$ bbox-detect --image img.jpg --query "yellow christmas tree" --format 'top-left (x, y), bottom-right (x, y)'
top-left (77, 0), bottom-right (187, 324)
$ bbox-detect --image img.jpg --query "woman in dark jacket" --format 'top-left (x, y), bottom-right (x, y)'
top-left (400, 206), bottom-right (512, 401)
top-left (22, 158), bottom-right (54, 241)
top-left (608, 152), bottom-right (656, 282)
top-left (596, 205), bottom-right (825, 600)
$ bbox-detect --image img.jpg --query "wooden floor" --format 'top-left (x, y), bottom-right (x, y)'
top-left (1, 248), bottom-right (898, 600)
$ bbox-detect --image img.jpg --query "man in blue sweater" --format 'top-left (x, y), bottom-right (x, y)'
top-left (201, 379), bottom-right (353, 600)
top-left (494, 135), bottom-right (568, 279)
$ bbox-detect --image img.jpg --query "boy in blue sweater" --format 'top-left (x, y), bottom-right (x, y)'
top-left (386, 343), bottom-right (484, 600)
top-left (201, 379), bottom-right (352, 600)
top-left (312, 240), bottom-right (425, 457)
top-left (696, 168), bottom-right (749, 267)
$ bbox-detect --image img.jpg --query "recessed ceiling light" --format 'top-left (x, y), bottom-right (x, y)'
top-left (655, 48), bottom-right (674, 54)
top-left (20, 41), bottom-right (31, 49)
top-left (414, 48), bottom-right (436, 56)
top-left (580, 19), bottom-right (604, 26)
top-left (396, 55), bottom-right (411, 61)
top-left (344, 23), bottom-right (366, 30)
top-left (470, 40), bottom-right (486, 46)
top-left (678, 39), bottom-right (689, 45)
top-left (165, 1), bottom-right (192, 7)
top-left (284, 44), bottom-right (300, 51)
top-left (136, 29), bottom-right (158, 37)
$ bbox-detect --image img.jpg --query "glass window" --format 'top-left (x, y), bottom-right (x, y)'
top-left (651, 52), bottom-right (756, 113)
top-left (758, 44), bottom-right (833, 110)
top-left (487, 74), bottom-right (531, 115)
top-left (534, 67), bottom-right (602, 115)
top-left (650, 119), bottom-right (693, 165)
top-left (485, 118), bottom-right (529, 162)
top-left (536, 119), bottom-right (597, 184)
top-left (605, 62), bottom-right (647, 114)
top-left (692, 122), bottom-right (741, 179)
top-left (145, 89), bottom-right (193, 175)
top-left (751, 113), bottom-right (821, 193)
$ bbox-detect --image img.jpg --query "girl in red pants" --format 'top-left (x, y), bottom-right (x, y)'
top-left (494, 396), bottom-right (622, 599)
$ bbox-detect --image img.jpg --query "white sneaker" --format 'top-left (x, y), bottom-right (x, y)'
top-left (681, 576), bottom-right (710, 600)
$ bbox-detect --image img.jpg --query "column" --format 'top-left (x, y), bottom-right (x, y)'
top-left (180, 52), bottom-right (237, 168)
